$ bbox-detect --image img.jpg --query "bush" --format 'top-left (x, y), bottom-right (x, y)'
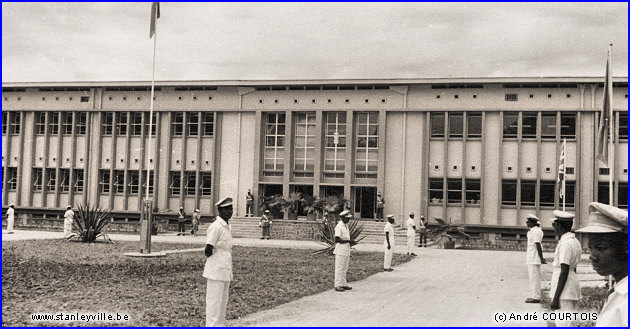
top-left (70, 203), bottom-right (113, 243)
top-left (313, 217), bottom-right (365, 255)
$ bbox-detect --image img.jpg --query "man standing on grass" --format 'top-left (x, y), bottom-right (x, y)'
top-left (549, 210), bottom-right (581, 327)
top-left (576, 202), bottom-right (627, 327)
top-left (524, 214), bottom-right (546, 304)
top-left (204, 197), bottom-right (233, 326)
top-left (406, 212), bottom-right (417, 256)
top-left (334, 210), bottom-right (355, 292)
top-left (6, 203), bottom-right (15, 234)
top-left (383, 214), bottom-right (395, 272)
top-left (63, 205), bottom-right (74, 238)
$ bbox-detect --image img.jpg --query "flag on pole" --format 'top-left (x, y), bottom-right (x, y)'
top-left (596, 45), bottom-right (613, 165)
top-left (150, 2), bottom-right (160, 38)
top-left (558, 139), bottom-right (566, 200)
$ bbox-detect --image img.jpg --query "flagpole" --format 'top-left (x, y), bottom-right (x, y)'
top-left (146, 21), bottom-right (157, 199)
top-left (562, 139), bottom-right (566, 211)
top-left (607, 44), bottom-right (614, 207)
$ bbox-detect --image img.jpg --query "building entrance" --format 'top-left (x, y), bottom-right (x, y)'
top-left (354, 187), bottom-right (376, 219)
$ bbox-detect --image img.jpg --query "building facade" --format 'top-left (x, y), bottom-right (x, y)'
top-left (2, 77), bottom-right (628, 232)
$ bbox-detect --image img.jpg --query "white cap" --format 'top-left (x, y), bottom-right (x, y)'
top-left (215, 197), bottom-right (233, 208)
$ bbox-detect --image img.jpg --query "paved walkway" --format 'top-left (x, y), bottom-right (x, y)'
top-left (3, 229), bottom-right (604, 327)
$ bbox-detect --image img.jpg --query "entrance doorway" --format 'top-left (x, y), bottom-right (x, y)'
top-left (354, 187), bottom-right (376, 219)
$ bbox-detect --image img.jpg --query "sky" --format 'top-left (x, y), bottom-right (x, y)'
top-left (2, 2), bottom-right (628, 83)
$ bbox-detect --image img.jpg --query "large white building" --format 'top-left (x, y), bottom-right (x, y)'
top-left (2, 77), bottom-right (627, 234)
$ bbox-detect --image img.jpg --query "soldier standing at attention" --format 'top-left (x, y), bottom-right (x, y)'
top-left (549, 210), bottom-right (582, 327)
top-left (406, 212), bottom-right (417, 256)
top-left (525, 214), bottom-right (546, 304)
top-left (576, 202), bottom-right (627, 327)
top-left (191, 209), bottom-right (201, 237)
top-left (259, 210), bottom-right (273, 239)
top-left (418, 215), bottom-right (428, 247)
top-left (63, 205), bottom-right (74, 238)
top-left (375, 192), bottom-right (385, 222)
top-left (383, 214), bottom-right (395, 271)
top-left (177, 206), bottom-right (186, 236)
top-left (334, 210), bottom-right (355, 292)
top-left (204, 197), bottom-right (234, 326)
top-left (6, 203), bottom-right (15, 234)
top-left (245, 189), bottom-right (254, 217)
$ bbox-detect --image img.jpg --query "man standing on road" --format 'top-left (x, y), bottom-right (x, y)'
top-left (375, 192), bottom-right (385, 222)
top-left (245, 189), bottom-right (254, 217)
top-left (191, 209), bottom-right (201, 237)
top-left (418, 215), bottom-right (428, 247)
top-left (177, 206), bottom-right (186, 236)
top-left (383, 214), bottom-right (395, 272)
top-left (576, 202), bottom-right (627, 327)
top-left (334, 210), bottom-right (355, 292)
top-left (525, 214), bottom-right (546, 304)
top-left (406, 212), bottom-right (417, 256)
top-left (63, 205), bottom-right (74, 238)
top-left (204, 197), bottom-right (234, 326)
top-left (6, 203), bottom-right (15, 234)
top-left (549, 210), bottom-right (582, 327)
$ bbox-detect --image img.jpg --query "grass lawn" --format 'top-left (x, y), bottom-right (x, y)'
top-left (2, 240), bottom-right (412, 326)
top-left (541, 287), bottom-right (608, 327)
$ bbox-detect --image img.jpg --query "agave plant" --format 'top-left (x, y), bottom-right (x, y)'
top-left (429, 217), bottom-right (471, 249)
top-left (313, 217), bottom-right (365, 256)
top-left (69, 203), bottom-right (113, 243)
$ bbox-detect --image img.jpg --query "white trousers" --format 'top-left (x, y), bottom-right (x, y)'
top-left (334, 254), bottom-right (350, 287)
top-left (407, 235), bottom-right (415, 253)
top-left (527, 264), bottom-right (541, 300)
top-left (7, 217), bottom-right (14, 232)
top-left (63, 220), bottom-right (73, 237)
top-left (554, 299), bottom-right (578, 327)
top-left (383, 247), bottom-right (393, 269)
top-left (206, 279), bottom-right (230, 327)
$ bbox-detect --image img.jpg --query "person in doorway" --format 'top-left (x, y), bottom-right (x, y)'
top-left (418, 215), bottom-right (428, 247)
top-left (203, 197), bottom-right (234, 326)
top-left (525, 214), bottom-right (546, 304)
top-left (6, 203), bottom-right (15, 234)
top-left (177, 207), bottom-right (186, 236)
top-left (259, 210), bottom-right (273, 239)
top-left (406, 213), bottom-right (417, 256)
top-left (334, 210), bottom-right (356, 292)
top-left (191, 209), bottom-right (201, 237)
top-left (245, 189), bottom-right (254, 217)
top-left (549, 210), bottom-right (582, 327)
top-left (375, 192), bottom-right (385, 222)
top-left (383, 214), bottom-right (395, 271)
top-left (63, 205), bottom-right (74, 238)
top-left (576, 202), bottom-right (627, 327)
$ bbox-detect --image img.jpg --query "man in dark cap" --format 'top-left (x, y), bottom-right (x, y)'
top-left (576, 202), bottom-right (627, 327)
top-left (525, 214), bottom-right (546, 304)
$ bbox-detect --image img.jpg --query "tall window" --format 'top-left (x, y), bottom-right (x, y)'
top-left (539, 180), bottom-right (555, 207)
top-left (2, 112), bottom-right (6, 135)
top-left (73, 169), bottom-right (84, 192)
top-left (49, 112), bottom-right (59, 135)
top-left (76, 112), bottom-right (87, 135)
top-left (619, 182), bottom-right (628, 209)
top-left (501, 180), bottom-right (517, 206)
top-left (144, 112), bottom-right (157, 136)
top-left (62, 112), bottom-right (73, 135)
top-left (563, 181), bottom-right (575, 208)
top-left (103, 112), bottom-right (114, 136)
top-left (6, 167), bottom-right (18, 191)
top-left (169, 171), bottom-right (181, 195)
top-left (465, 179), bottom-right (480, 203)
top-left (184, 171), bottom-right (196, 195)
top-left (618, 112), bottom-right (628, 140)
top-left (448, 112), bottom-right (463, 138)
top-left (467, 112), bottom-right (482, 139)
top-left (521, 112), bottom-right (537, 139)
top-left (141, 170), bottom-right (154, 195)
top-left (186, 113), bottom-right (199, 136)
top-left (59, 169), bottom-right (71, 192)
top-left (171, 112), bottom-right (184, 136)
top-left (324, 112), bottom-right (346, 178)
top-left (503, 113), bottom-right (518, 138)
top-left (447, 179), bottom-right (462, 204)
top-left (9, 112), bottom-right (21, 135)
top-left (294, 112), bottom-right (315, 177)
top-left (355, 112), bottom-right (378, 178)
top-left (202, 112), bottom-right (214, 136)
top-left (430, 112), bottom-right (445, 138)
top-left (263, 113), bottom-right (286, 176)
top-left (46, 168), bottom-right (57, 192)
top-left (113, 170), bottom-right (125, 194)
top-left (35, 112), bottom-right (46, 135)
top-left (520, 180), bottom-right (536, 206)
top-left (99, 170), bottom-right (111, 193)
top-left (116, 112), bottom-right (128, 136)
top-left (131, 112), bottom-right (143, 136)
top-left (560, 113), bottom-right (576, 139)
top-left (541, 113), bottom-right (556, 139)
top-left (127, 171), bottom-right (140, 194)
top-left (200, 172), bottom-right (212, 196)
top-left (32, 168), bottom-right (43, 191)
top-left (429, 178), bottom-right (443, 204)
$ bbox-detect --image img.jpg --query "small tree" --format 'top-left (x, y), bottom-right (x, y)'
top-left (69, 203), bottom-right (113, 243)
top-left (429, 217), bottom-right (471, 249)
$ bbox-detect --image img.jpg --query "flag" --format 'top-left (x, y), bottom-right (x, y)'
top-left (558, 139), bottom-right (566, 200)
top-left (150, 2), bottom-right (160, 39)
top-left (596, 45), bottom-right (613, 165)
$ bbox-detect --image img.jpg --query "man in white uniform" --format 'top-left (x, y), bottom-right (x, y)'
top-left (204, 197), bottom-right (234, 326)
top-left (383, 214), bottom-right (395, 271)
top-left (334, 210), bottom-right (355, 292)
top-left (63, 205), bottom-right (74, 238)
top-left (406, 213), bottom-right (417, 256)
top-left (549, 210), bottom-right (581, 327)
top-left (6, 203), bottom-right (15, 234)
top-left (576, 202), bottom-right (627, 327)
top-left (525, 214), bottom-right (546, 303)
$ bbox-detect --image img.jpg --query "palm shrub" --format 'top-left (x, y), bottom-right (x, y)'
top-left (313, 196), bottom-right (364, 255)
top-left (69, 203), bottom-right (113, 243)
top-left (429, 217), bottom-right (471, 249)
